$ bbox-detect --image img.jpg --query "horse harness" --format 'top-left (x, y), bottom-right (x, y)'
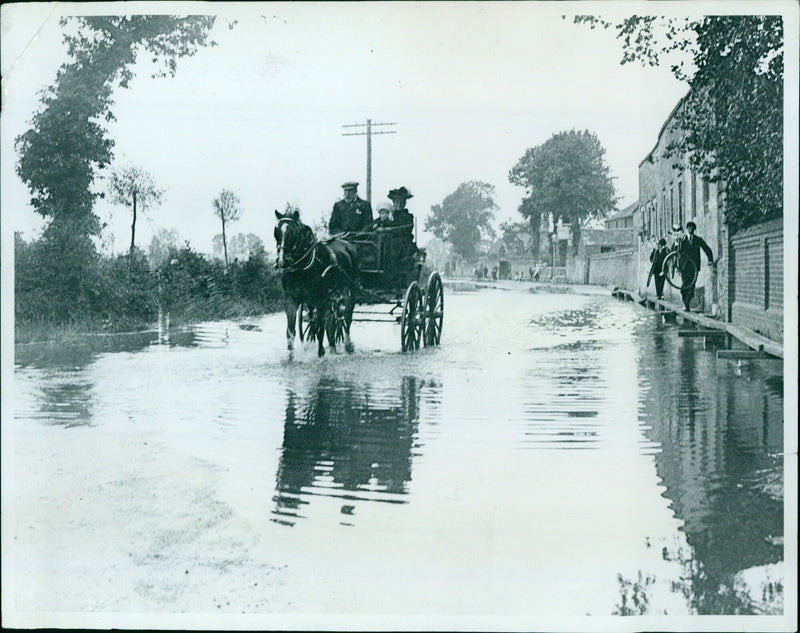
top-left (275, 217), bottom-right (345, 281)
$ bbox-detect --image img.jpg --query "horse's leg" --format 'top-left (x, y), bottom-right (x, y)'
top-left (285, 297), bottom-right (298, 353)
top-left (316, 303), bottom-right (326, 357)
top-left (325, 294), bottom-right (338, 354)
top-left (343, 293), bottom-right (355, 354)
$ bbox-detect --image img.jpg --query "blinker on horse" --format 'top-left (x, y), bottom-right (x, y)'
top-left (273, 209), bottom-right (358, 357)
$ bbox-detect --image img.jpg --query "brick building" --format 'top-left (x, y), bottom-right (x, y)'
top-left (634, 94), bottom-right (725, 314)
top-left (630, 92), bottom-right (783, 343)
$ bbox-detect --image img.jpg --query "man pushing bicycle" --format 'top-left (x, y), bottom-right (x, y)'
top-left (675, 221), bottom-right (714, 312)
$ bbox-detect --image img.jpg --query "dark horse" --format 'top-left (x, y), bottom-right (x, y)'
top-left (274, 209), bottom-right (358, 357)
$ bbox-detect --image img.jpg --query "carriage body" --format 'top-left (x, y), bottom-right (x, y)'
top-left (345, 228), bottom-right (426, 297)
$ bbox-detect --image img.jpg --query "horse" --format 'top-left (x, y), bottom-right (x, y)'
top-left (273, 209), bottom-right (358, 357)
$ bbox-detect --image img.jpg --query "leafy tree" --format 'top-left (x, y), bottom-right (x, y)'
top-left (518, 197), bottom-right (544, 257)
top-left (15, 15), bottom-right (217, 236)
top-left (212, 189), bottom-right (242, 267)
top-left (574, 15), bottom-right (783, 232)
top-left (148, 227), bottom-right (181, 270)
top-left (425, 181), bottom-right (497, 260)
top-left (422, 237), bottom-right (452, 273)
top-left (107, 163), bottom-right (165, 262)
top-left (212, 233), bottom-right (265, 263)
top-left (509, 130), bottom-right (617, 247)
top-left (497, 221), bottom-right (530, 257)
top-left (13, 16), bottom-right (216, 322)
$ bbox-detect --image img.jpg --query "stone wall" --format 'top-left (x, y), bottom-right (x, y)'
top-left (587, 249), bottom-right (637, 289)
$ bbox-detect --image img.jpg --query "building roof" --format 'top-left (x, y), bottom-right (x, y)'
top-left (639, 90), bottom-right (690, 167)
top-left (606, 201), bottom-right (638, 222)
top-left (581, 228), bottom-right (634, 247)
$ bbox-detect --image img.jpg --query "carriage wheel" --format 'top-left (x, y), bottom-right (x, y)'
top-left (662, 251), bottom-right (698, 290)
top-left (326, 287), bottom-right (351, 346)
top-left (423, 271), bottom-right (444, 347)
top-left (400, 282), bottom-right (424, 352)
top-left (297, 303), bottom-right (316, 342)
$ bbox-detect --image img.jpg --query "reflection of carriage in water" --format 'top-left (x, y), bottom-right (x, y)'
top-left (273, 375), bottom-right (424, 526)
top-left (284, 219), bottom-right (444, 354)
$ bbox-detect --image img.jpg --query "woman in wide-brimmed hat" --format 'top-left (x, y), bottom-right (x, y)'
top-left (388, 187), bottom-right (414, 238)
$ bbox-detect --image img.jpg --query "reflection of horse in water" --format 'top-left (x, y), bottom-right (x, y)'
top-left (272, 376), bottom-right (423, 526)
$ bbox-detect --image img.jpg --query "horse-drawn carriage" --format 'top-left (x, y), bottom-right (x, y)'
top-left (275, 210), bottom-right (443, 355)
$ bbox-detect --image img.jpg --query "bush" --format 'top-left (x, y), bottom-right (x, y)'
top-left (15, 233), bottom-right (284, 340)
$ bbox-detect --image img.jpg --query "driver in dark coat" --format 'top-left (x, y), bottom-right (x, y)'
top-left (329, 181), bottom-right (372, 234)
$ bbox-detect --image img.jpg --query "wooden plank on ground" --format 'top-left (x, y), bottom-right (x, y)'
top-left (726, 325), bottom-right (783, 358)
top-left (678, 329), bottom-right (728, 337)
top-left (716, 350), bottom-right (778, 360)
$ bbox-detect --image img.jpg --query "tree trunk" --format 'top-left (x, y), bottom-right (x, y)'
top-left (129, 189), bottom-right (137, 270)
top-left (221, 216), bottom-right (228, 268)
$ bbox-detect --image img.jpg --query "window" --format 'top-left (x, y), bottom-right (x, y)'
top-left (650, 196), bottom-right (660, 233)
top-left (702, 178), bottom-right (710, 214)
top-left (670, 185), bottom-right (675, 225)
top-left (678, 180), bottom-right (684, 226)
top-left (651, 202), bottom-right (655, 239)
top-left (691, 172), bottom-right (697, 215)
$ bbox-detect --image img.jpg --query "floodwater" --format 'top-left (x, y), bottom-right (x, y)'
top-left (6, 286), bottom-right (786, 624)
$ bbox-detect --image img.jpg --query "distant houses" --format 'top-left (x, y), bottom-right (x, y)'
top-left (605, 202), bottom-right (636, 229)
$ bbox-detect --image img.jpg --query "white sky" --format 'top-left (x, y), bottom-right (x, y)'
top-left (0, 1), bottom-right (786, 255)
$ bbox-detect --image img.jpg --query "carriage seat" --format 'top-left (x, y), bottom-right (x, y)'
top-left (343, 227), bottom-right (417, 279)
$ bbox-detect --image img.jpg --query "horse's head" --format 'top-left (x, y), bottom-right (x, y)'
top-left (274, 209), bottom-right (315, 269)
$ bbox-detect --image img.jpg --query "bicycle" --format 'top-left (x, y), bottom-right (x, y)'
top-left (661, 249), bottom-right (698, 290)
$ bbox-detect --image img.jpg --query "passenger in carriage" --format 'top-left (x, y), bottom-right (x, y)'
top-left (388, 186), bottom-right (415, 239)
top-left (372, 202), bottom-right (394, 230)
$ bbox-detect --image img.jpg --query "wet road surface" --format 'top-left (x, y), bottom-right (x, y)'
top-left (8, 286), bottom-right (785, 622)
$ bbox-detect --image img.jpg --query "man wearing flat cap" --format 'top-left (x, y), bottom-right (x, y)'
top-left (329, 181), bottom-right (372, 234)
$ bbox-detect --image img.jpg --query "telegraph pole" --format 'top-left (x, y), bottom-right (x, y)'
top-left (342, 119), bottom-right (396, 203)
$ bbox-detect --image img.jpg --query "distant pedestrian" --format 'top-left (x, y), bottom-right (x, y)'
top-left (648, 238), bottom-right (669, 300)
top-left (483, 265), bottom-right (488, 279)
top-left (676, 221), bottom-right (714, 311)
top-left (529, 267), bottom-right (534, 281)
top-left (534, 267), bottom-right (540, 281)
top-left (491, 265), bottom-right (498, 281)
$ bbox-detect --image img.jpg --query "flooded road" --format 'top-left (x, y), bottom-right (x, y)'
top-left (6, 286), bottom-right (786, 624)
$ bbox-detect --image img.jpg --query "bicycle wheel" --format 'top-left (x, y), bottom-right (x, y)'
top-left (662, 251), bottom-right (698, 290)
